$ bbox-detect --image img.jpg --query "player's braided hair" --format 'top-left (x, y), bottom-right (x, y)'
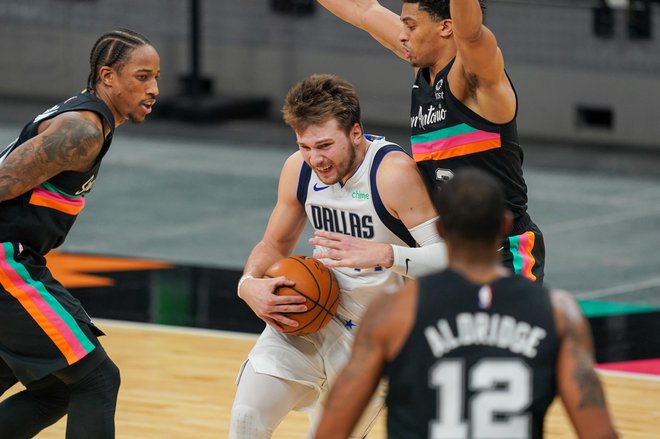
top-left (86, 28), bottom-right (151, 93)
top-left (403, 0), bottom-right (486, 21)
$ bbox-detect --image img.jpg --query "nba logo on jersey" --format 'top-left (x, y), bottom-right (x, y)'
top-left (478, 285), bottom-right (493, 309)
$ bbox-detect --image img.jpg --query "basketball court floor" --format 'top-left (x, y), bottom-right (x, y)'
top-left (1, 99), bottom-right (660, 436)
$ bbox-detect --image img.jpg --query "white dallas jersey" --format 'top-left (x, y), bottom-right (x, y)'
top-left (297, 136), bottom-right (417, 324)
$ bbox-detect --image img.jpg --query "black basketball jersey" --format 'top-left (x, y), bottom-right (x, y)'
top-left (410, 60), bottom-right (529, 227)
top-left (385, 269), bottom-right (559, 439)
top-left (0, 92), bottom-right (115, 254)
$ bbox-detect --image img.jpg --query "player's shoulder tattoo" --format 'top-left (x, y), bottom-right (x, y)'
top-left (41, 113), bottom-right (103, 167)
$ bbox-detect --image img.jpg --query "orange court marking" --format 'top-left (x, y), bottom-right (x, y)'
top-left (46, 252), bottom-right (172, 288)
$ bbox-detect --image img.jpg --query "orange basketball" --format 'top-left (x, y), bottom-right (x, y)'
top-left (264, 255), bottom-right (340, 336)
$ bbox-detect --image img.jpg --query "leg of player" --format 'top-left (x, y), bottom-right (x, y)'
top-left (0, 368), bottom-right (69, 438)
top-left (230, 362), bottom-right (318, 439)
top-left (62, 356), bottom-right (120, 438)
top-left (0, 354), bottom-right (119, 439)
top-left (308, 391), bottom-right (385, 439)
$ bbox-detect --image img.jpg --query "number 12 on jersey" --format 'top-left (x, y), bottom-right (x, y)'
top-left (429, 358), bottom-right (532, 439)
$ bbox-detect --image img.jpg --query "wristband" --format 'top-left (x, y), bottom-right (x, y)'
top-left (237, 274), bottom-right (254, 298)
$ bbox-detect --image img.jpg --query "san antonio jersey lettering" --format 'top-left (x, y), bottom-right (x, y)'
top-left (296, 136), bottom-right (416, 324)
top-left (410, 58), bottom-right (529, 223)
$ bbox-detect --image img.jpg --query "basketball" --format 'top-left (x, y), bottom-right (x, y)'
top-left (264, 255), bottom-right (340, 336)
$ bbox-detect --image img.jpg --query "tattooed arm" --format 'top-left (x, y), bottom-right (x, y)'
top-left (552, 289), bottom-right (618, 439)
top-left (0, 111), bottom-right (104, 202)
top-left (313, 281), bottom-right (417, 439)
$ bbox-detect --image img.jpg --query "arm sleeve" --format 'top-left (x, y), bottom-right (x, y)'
top-left (389, 216), bottom-right (448, 278)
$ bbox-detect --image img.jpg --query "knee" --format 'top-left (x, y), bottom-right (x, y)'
top-left (71, 357), bottom-right (121, 399)
top-left (95, 357), bottom-right (121, 403)
top-left (103, 358), bottom-right (121, 393)
top-left (230, 404), bottom-right (270, 439)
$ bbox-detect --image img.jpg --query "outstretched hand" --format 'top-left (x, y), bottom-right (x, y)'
top-left (238, 276), bottom-right (307, 332)
top-left (309, 230), bottom-right (393, 269)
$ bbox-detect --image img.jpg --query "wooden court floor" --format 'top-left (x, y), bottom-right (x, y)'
top-left (4, 319), bottom-right (659, 438)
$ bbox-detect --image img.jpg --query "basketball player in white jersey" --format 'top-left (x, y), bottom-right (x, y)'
top-left (230, 74), bottom-right (448, 438)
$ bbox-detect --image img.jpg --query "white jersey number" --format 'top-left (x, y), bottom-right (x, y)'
top-left (429, 358), bottom-right (532, 439)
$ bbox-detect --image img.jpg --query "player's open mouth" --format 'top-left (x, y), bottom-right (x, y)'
top-left (316, 165), bottom-right (332, 173)
top-left (141, 100), bottom-right (156, 114)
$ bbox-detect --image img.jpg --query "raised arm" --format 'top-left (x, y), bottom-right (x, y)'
top-left (317, 0), bottom-right (408, 60)
top-left (0, 111), bottom-right (103, 202)
top-left (237, 152), bottom-right (310, 331)
top-left (551, 289), bottom-right (618, 439)
top-left (450, 0), bottom-right (503, 83)
top-left (448, 0), bottom-right (516, 123)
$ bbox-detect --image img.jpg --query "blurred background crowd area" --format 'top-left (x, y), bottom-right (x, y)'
top-left (1, 0), bottom-right (660, 149)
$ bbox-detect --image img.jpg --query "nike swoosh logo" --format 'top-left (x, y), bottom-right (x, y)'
top-left (405, 258), bottom-right (411, 275)
top-left (497, 246), bottom-right (504, 252)
top-left (412, 85), bottom-right (419, 89)
top-left (313, 183), bottom-right (330, 191)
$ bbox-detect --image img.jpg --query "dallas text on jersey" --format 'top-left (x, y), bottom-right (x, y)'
top-left (310, 205), bottom-right (374, 239)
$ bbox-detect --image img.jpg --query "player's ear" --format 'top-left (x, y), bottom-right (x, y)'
top-left (500, 210), bottom-right (514, 237)
top-left (350, 122), bottom-right (363, 143)
top-left (98, 66), bottom-right (114, 87)
top-left (440, 18), bottom-right (453, 37)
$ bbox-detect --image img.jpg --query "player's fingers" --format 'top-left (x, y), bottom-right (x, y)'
top-left (308, 237), bottom-right (339, 249)
top-left (311, 249), bottom-right (338, 260)
top-left (265, 317), bottom-right (285, 332)
top-left (313, 230), bottom-right (343, 241)
top-left (324, 256), bottom-right (370, 269)
top-left (274, 314), bottom-right (300, 328)
top-left (319, 258), bottom-right (346, 268)
top-left (274, 295), bottom-right (307, 305)
top-left (272, 275), bottom-right (295, 287)
top-left (281, 303), bottom-right (307, 313)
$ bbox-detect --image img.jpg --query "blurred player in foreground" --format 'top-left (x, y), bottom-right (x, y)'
top-left (314, 168), bottom-right (617, 439)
